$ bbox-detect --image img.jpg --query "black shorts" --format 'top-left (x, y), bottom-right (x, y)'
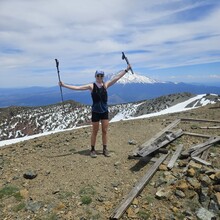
top-left (92, 111), bottom-right (109, 122)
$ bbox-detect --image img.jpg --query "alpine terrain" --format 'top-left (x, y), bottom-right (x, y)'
top-left (0, 97), bottom-right (219, 219)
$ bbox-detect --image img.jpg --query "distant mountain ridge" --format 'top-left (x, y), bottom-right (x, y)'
top-left (0, 93), bottom-right (219, 141)
top-left (0, 72), bottom-right (219, 107)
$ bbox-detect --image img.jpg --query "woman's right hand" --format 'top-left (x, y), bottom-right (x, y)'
top-left (59, 81), bottom-right (64, 87)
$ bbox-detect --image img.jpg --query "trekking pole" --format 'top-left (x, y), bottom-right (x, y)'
top-left (55, 59), bottom-right (65, 111)
top-left (122, 52), bottom-right (134, 74)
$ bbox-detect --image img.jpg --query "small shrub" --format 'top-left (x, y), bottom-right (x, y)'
top-left (80, 185), bottom-right (96, 196)
top-left (58, 191), bottom-right (74, 200)
top-left (144, 195), bottom-right (155, 204)
top-left (13, 202), bottom-right (25, 212)
top-left (81, 195), bottom-right (92, 205)
top-left (0, 185), bottom-right (19, 199)
top-left (138, 210), bottom-right (150, 219)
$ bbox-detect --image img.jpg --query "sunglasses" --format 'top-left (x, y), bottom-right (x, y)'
top-left (96, 74), bottom-right (104, 77)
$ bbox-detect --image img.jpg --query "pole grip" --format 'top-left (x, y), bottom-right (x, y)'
top-left (122, 52), bottom-right (134, 74)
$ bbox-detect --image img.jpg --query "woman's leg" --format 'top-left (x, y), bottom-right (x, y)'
top-left (91, 122), bottom-right (99, 147)
top-left (101, 119), bottom-right (110, 157)
top-left (101, 119), bottom-right (109, 146)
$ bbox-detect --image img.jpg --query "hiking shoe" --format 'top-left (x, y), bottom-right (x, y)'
top-left (103, 148), bottom-right (111, 157)
top-left (90, 150), bottom-right (97, 158)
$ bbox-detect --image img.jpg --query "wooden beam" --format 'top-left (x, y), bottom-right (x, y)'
top-left (109, 153), bottom-right (169, 220)
top-left (183, 132), bottom-right (212, 138)
top-left (192, 156), bottom-right (212, 166)
top-left (201, 148), bottom-right (210, 161)
top-left (180, 118), bottom-right (220, 123)
top-left (137, 129), bottom-right (183, 157)
top-left (133, 119), bottom-right (181, 156)
top-left (189, 136), bottom-right (220, 154)
top-left (167, 144), bottom-right (183, 170)
top-left (200, 126), bottom-right (220, 129)
top-left (191, 144), bottom-right (213, 157)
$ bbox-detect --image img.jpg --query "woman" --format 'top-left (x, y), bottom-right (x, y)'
top-left (59, 64), bottom-right (131, 158)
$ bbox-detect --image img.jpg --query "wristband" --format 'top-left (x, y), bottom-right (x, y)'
top-left (125, 69), bottom-right (128, 73)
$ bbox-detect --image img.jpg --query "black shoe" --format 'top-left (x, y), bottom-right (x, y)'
top-left (90, 150), bottom-right (97, 158)
top-left (103, 148), bottom-right (111, 157)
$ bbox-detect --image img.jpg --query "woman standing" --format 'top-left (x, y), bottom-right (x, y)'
top-left (59, 64), bottom-right (131, 158)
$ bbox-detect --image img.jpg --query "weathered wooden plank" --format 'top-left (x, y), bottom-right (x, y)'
top-left (183, 132), bottom-right (212, 138)
top-left (192, 156), bottom-right (212, 166)
top-left (167, 144), bottom-right (183, 170)
top-left (109, 153), bottom-right (169, 220)
top-left (191, 144), bottom-right (213, 157)
top-left (189, 136), bottom-right (220, 154)
top-left (133, 119), bottom-right (181, 156)
top-left (200, 126), bottom-right (220, 129)
top-left (180, 118), bottom-right (220, 123)
top-left (201, 148), bottom-right (210, 160)
top-left (137, 129), bottom-right (183, 157)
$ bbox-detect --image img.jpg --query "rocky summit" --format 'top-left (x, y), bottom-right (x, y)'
top-left (0, 101), bottom-right (220, 219)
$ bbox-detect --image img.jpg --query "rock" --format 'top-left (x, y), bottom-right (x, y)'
top-left (126, 207), bottom-right (137, 218)
top-left (214, 192), bottom-right (220, 207)
top-left (132, 198), bottom-right (139, 206)
top-left (178, 160), bottom-right (188, 167)
top-left (187, 177), bottom-right (201, 190)
top-left (26, 201), bottom-right (43, 213)
top-left (209, 199), bottom-right (219, 213)
top-left (20, 189), bottom-right (29, 199)
top-left (196, 207), bottom-right (216, 220)
top-left (175, 189), bottom-right (186, 198)
top-left (128, 140), bottom-right (137, 145)
top-left (23, 171), bottom-right (37, 179)
top-left (188, 160), bottom-right (202, 170)
top-left (164, 174), bottom-right (177, 185)
top-left (187, 168), bottom-right (196, 177)
top-left (199, 187), bottom-right (210, 207)
top-left (180, 151), bottom-right (190, 159)
top-left (159, 164), bottom-right (167, 171)
top-left (213, 185), bottom-right (220, 192)
top-left (199, 174), bottom-right (212, 187)
top-left (114, 161), bottom-right (121, 167)
top-left (171, 206), bottom-right (179, 213)
top-left (53, 202), bottom-right (66, 212)
top-left (154, 177), bottom-right (166, 188)
top-left (155, 187), bottom-right (172, 200)
top-left (214, 171), bottom-right (220, 183)
top-left (176, 180), bottom-right (189, 191)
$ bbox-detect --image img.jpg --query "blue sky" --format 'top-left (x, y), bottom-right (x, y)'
top-left (0, 0), bottom-right (220, 88)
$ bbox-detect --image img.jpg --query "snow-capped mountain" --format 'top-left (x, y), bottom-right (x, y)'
top-left (105, 72), bottom-right (159, 84)
top-left (0, 93), bottom-right (219, 144)
top-left (0, 72), bottom-right (220, 107)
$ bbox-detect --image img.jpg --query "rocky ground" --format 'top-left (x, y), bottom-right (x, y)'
top-left (0, 103), bottom-right (220, 220)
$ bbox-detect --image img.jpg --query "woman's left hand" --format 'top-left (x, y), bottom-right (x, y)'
top-left (126, 64), bottom-right (131, 72)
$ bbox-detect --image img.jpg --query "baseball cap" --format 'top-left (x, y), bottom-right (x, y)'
top-left (95, 70), bottom-right (105, 77)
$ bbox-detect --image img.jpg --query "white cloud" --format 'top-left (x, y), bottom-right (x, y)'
top-left (0, 0), bottom-right (220, 87)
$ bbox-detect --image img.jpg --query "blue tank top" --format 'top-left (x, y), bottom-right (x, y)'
top-left (91, 83), bottom-right (108, 113)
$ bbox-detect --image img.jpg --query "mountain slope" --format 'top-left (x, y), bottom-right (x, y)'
top-left (0, 102), bottom-right (220, 219)
top-left (0, 93), bottom-right (219, 142)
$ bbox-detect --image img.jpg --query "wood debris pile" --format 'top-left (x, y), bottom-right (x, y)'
top-left (110, 118), bottom-right (220, 219)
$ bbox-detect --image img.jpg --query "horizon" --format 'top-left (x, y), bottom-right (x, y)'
top-left (0, 0), bottom-right (220, 88)
top-left (1, 71), bottom-right (220, 89)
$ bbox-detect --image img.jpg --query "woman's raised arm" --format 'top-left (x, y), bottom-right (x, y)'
top-left (59, 81), bottom-right (93, 91)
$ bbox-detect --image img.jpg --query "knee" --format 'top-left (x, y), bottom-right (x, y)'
top-left (102, 128), bottom-right (108, 135)
top-left (92, 128), bottom-right (99, 135)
